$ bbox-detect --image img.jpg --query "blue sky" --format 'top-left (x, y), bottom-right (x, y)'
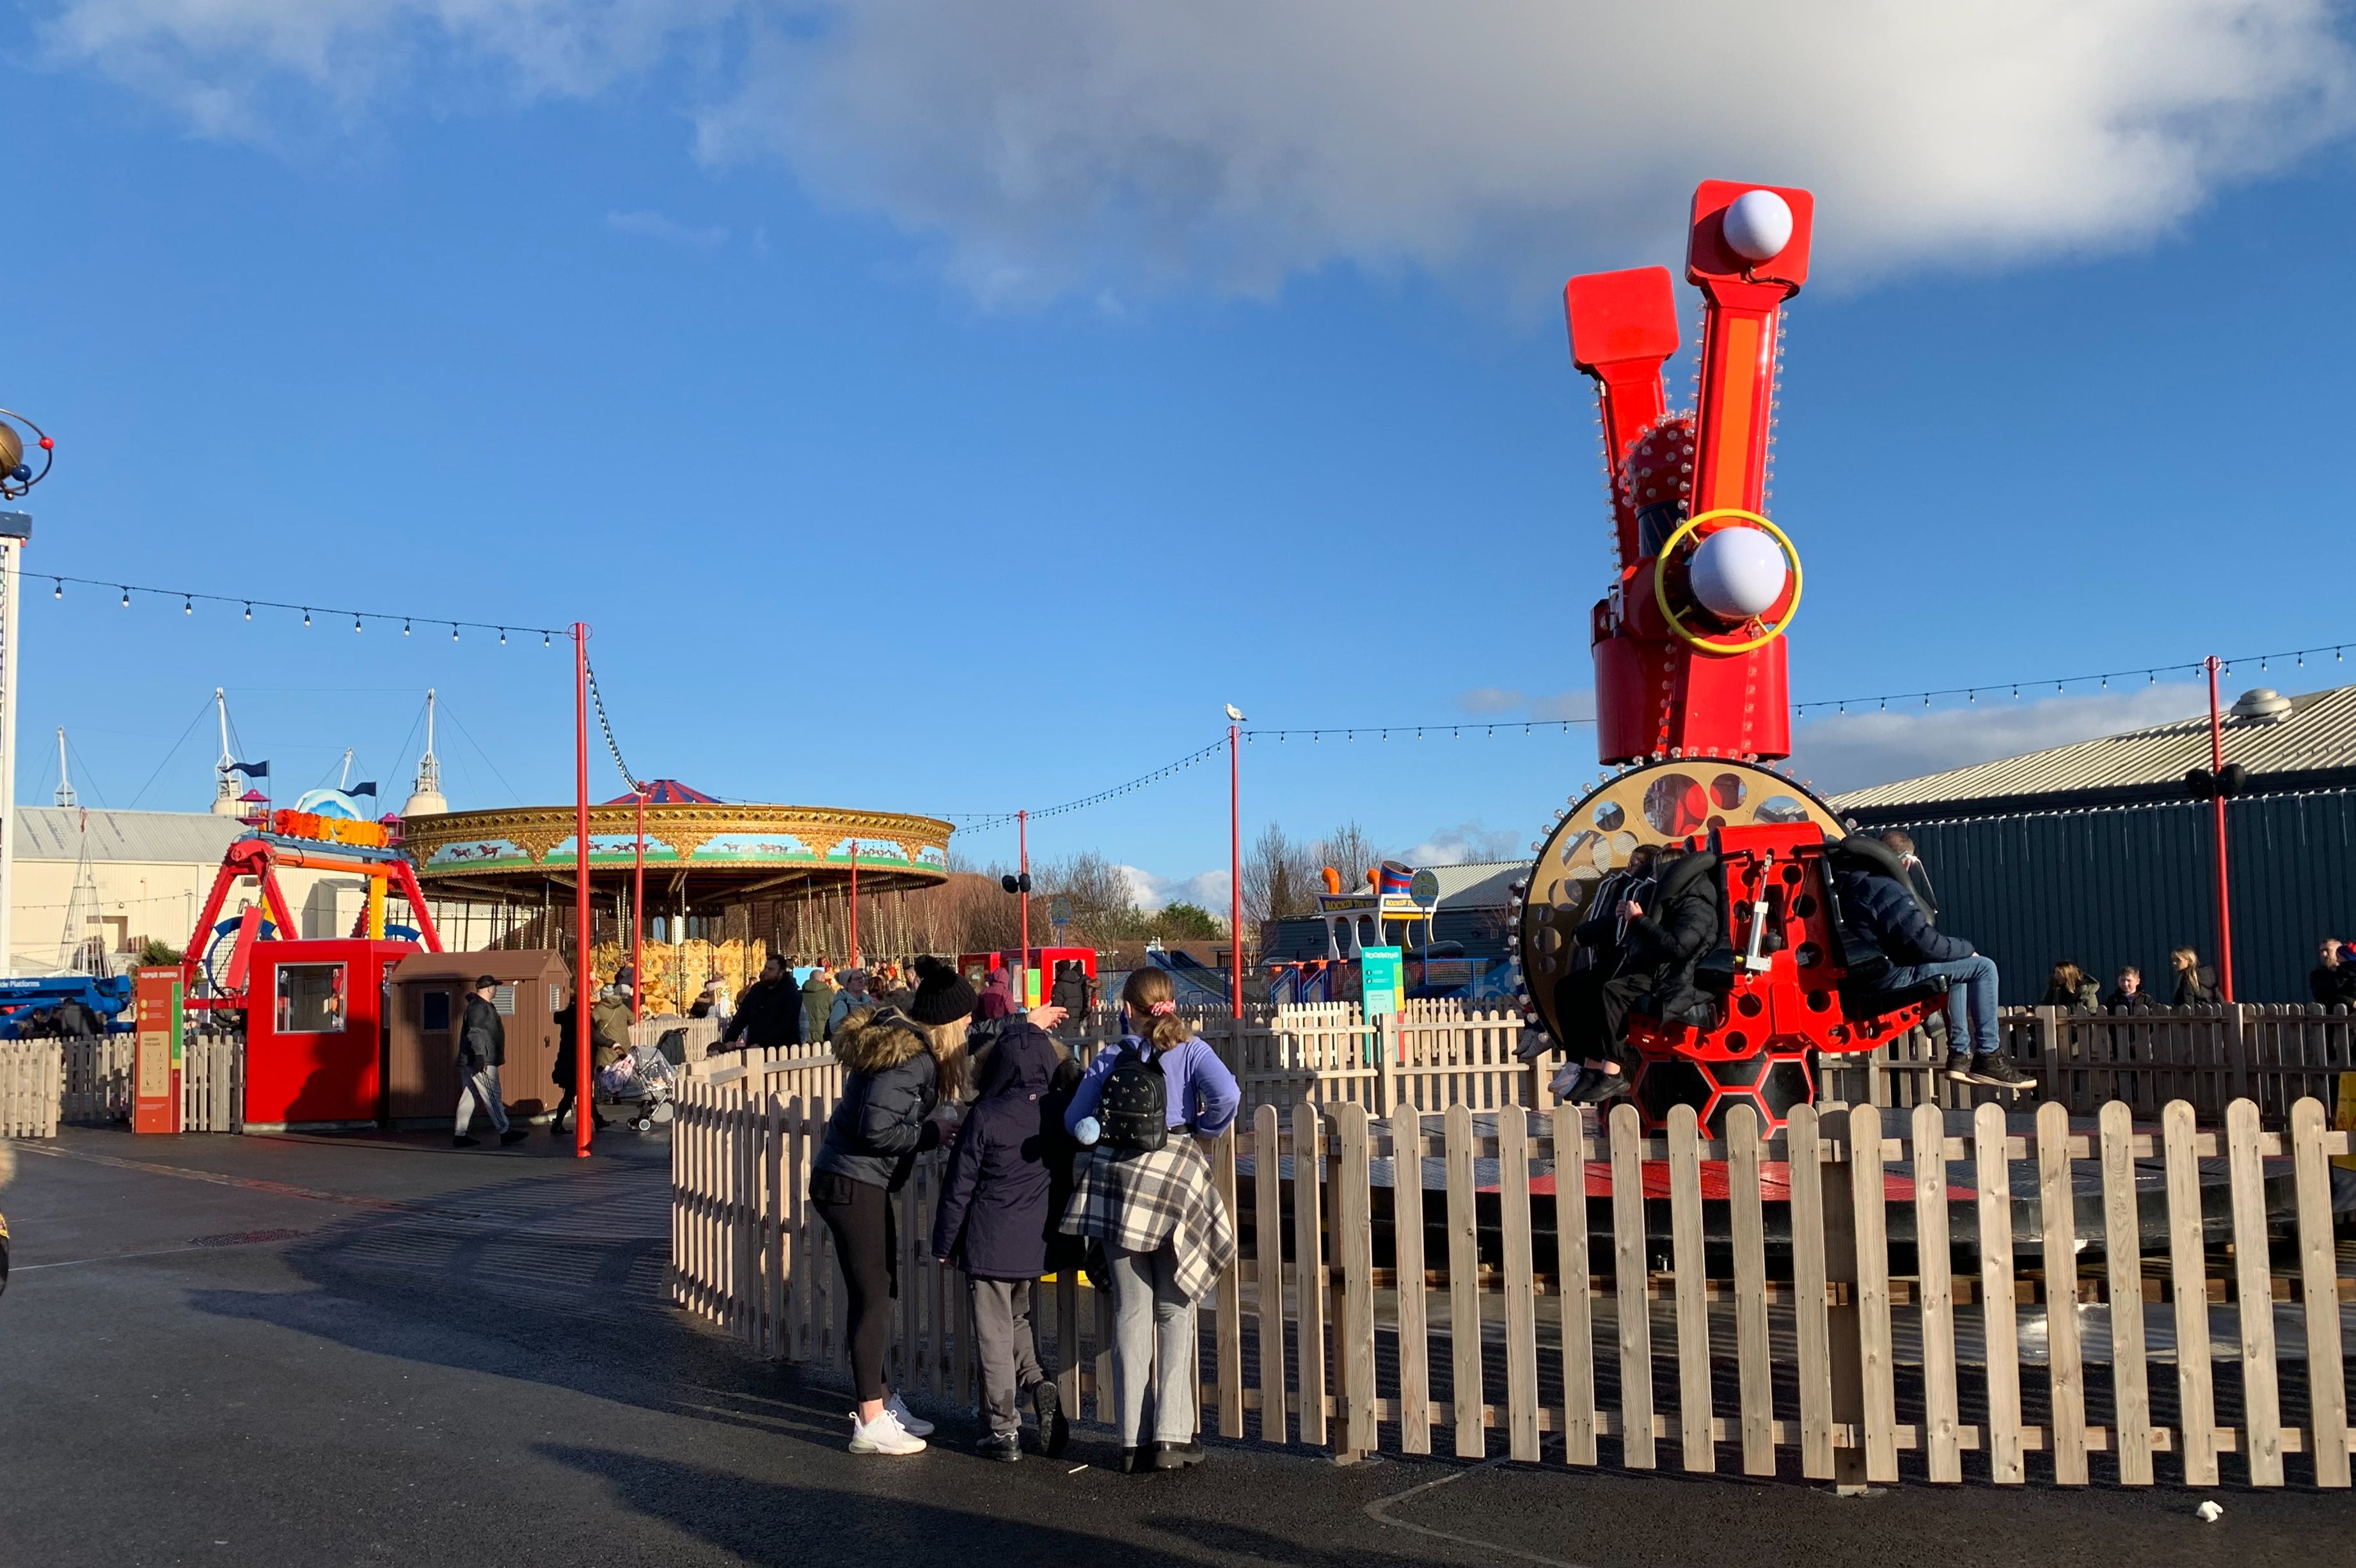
top-left (6, 1), bottom-right (2356, 908)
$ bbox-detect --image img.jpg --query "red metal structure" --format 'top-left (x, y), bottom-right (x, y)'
top-left (1516, 182), bottom-right (1935, 1134)
top-left (179, 812), bottom-right (444, 1129)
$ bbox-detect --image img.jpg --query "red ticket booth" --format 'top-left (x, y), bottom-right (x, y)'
top-left (241, 939), bottom-right (416, 1131)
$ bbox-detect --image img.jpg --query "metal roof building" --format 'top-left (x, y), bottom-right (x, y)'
top-left (1831, 686), bottom-right (2356, 1004)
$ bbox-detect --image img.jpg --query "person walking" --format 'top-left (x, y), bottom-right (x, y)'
top-left (800, 963), bottom-right (837, 1047)
top-left (810, 995), bottom-right (966, 1456)
top-left (721, 955), bottom-right (803, 1053)
top-left (2170, 947), bottom-right (2220, 1005)
top-left (1050, 960), bottom-right (1089, 1030)
top-left (928, 1004), bottom-right (1072, 1461)
top-left (456, 976), bottom-right (528, 1148)
top-left (1061, 967), bottom-right (1240, 1473)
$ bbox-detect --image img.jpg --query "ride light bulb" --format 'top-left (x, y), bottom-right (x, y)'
top-left (1689, 527), bottom-right (1788, 619)
top-left (1723, 189), bottom-right (1794, 263)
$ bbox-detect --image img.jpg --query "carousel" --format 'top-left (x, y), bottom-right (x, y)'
top-left (401, 777), bottom-right (951, 1013)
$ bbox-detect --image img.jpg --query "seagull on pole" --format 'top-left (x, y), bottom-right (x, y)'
top-left (1224, 704), bottom-right (1246, 722)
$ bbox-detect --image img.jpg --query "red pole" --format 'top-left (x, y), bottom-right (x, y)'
top-left (573, 624), bottom-right (594, 1159)
top-left (1229, 722), bottom-right (1244, 1020)
top-left (1019, 809), bottom-right (1031, 1006)
top-left (631, 784), bottom-right (646, 1024)
top-left (2206, 656), bottom-right (2236, 1003)
top-left (849, 846), bottom-right (860, 969)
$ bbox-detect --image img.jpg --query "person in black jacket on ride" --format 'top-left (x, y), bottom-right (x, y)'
top-left (1832, 859), bottom-right (2029, 1089)
top-left (1576, 849), bottom-right (1718, 1105)
top-left (929, 1018), bottom-right (1072, 1462)
top-left (718, 955), bottom-right (802, 1053)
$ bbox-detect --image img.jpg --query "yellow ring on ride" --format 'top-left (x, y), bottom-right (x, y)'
top-left (1650, 506), bottom-right (1804, 655)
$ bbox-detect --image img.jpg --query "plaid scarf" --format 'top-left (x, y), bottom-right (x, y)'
top-left (1059, 1137), bottom-right (1237, 1301)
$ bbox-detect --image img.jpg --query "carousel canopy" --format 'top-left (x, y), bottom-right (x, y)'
top-left (403, 784), bottom-right (951, 910)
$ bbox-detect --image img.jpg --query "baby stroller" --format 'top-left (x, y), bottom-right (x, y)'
top-left (597, 1040), bottom-right (681, 1132)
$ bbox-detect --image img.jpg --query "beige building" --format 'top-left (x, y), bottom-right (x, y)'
top-left (8, 807), bottom-right (377, 976)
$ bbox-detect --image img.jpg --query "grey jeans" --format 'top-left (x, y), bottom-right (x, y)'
top-left (969, 1278), bottom-right (1047, 1437)
top-left (455, 1063), bottom-right (509, 1136)
top-left (1104, 1240), bottom-right (1196, 1446)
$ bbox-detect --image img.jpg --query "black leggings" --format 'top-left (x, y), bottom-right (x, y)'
top-left (812, 1171), bottom-right (899, 1402)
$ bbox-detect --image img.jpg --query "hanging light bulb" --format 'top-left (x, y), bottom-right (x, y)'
top-left (403, 619), bottom-right (411, 637)
top-left (353, 614), bottom-right (363, 633)
top-left (119, 587), bottom-right (129, 608)
top-left (543, 631), bottom-right (551, 648)
top-left (451, 624), bottom-right (459, 642)
top-left (50, 579), bottom-right (59, 599)
top-left (244, 603), bottom-right (252, 621)
top-left (183, 596), bottom-right (192, 615)
top-left (498, 628), bottom-right (507, 645)
top-left (303, 608), bottom-right (311, 627)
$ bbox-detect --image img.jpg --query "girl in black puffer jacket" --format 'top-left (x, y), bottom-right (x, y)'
top-left (812, 1001), bottom-right (959, 1455)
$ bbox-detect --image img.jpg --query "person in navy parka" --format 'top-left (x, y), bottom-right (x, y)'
top-left (929, 1015), bottom-right (1072, 1461)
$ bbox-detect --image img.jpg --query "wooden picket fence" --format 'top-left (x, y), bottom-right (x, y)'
top-left (672, 1075), bottom-right (2356, 1488)
top-left (59, 1034), bottom-right (134, 1123)
top-left (0, 1041), bottom-right (61, 1137)
top-left (182, 1033), bottom-right (242, 1133)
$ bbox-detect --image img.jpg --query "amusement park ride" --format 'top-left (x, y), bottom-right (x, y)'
top-left (1513, 181), bottom-right (1943, 1135)
top-left (178, 805), bottom-right (443, 1128)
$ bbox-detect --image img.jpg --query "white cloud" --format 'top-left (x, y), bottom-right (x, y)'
top-left (40, 1), bottom-right (2356, 301)
top-left (1400, 820), bottom-right (1521, 866)
top-left (606, 208), bottom-right (731, 249)
top-left (1113, 864), bottom-right (1229, 912)
top-left (1789, 686), bottom-right (2210, 796)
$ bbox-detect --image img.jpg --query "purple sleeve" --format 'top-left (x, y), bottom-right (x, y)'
top-left (1182, 1036), bottom-right (1240, 1137)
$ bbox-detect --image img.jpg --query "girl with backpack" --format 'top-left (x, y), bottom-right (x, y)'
top-left (1060, 969), bottom-right (1240, 1472)
top-left (810, 983), bottom-right (974, 1456)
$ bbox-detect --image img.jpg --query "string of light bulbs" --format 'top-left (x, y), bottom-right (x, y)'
top-left (583, 656), bottom-right (642, 793)
top-left (1791, 636), bottom-right (2350, 715)
top-left (29, 569), bottom-right (564, 645)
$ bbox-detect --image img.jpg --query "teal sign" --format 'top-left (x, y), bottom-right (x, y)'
top-left (1361, 946), bottom-right (1403, 1019)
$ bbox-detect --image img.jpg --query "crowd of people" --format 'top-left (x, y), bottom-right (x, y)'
top-left (810, 956), bottom-right (1234, 1468)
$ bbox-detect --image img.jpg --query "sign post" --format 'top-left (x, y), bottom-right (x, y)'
top-left (132, 965), bottom-right (184, 1134)
top-left (1361, 944), bottom-right (1403, 1066)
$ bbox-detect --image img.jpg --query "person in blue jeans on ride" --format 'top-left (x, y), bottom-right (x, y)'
top-left (1831, 850), bottom-right (2031, 1091)
top-left (1061, 968), bottom-right (1239, 1473)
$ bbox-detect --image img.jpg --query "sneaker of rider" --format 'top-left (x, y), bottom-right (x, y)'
top-left (1031, 1379), bottom-right (1070, 1457)
top-left (1941, 1053), bottom-right (1976, 1083)
top-left (1972, 1054), bottom-right (2034, 1089)
top-left (1574, 1069), bottom-right (1625, 1106)
top-left (885, 1391), bottom-right (935, 1437)
top-left (848, 1408), bottom-right (926, 1456)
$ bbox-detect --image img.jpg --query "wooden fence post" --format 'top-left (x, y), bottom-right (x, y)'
top-left (1332, 1104), bottom-right (1377, 1459)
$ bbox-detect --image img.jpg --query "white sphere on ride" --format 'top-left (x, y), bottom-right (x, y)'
top-left (1722, 189), bottom-right (1793, 263)
top-left (1690, 527), bottom-right (1788, 619)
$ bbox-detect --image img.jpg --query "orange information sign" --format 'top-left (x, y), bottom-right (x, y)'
top-left (132, 967), bottom-right (184, 1135)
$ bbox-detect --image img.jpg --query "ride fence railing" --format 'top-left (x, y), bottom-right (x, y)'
top-left (0, 1041), bottom-right (61, 1137)
top-left (674, 1081), bottom-right (2356, 1489)
top-left (1819, 1004), bottom-right (2356, 1127)
top-left (52, 1031), bottom-right (241, 1134)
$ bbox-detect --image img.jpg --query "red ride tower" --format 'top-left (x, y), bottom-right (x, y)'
top-left (1515, 182), bottom-right (1936, 1136)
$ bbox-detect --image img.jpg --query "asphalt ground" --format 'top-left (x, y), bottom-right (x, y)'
top-left (1, 1125), bottom-right (2346, 1568)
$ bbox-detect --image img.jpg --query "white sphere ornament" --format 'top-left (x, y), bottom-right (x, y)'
top-left (1723, 189), bottom-right (1794, 263)
top-left (1690, 527), bottom-right (1789, 620)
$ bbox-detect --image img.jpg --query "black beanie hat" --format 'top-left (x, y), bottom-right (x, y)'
top-left (908, 967), bottom-right (979, 1026)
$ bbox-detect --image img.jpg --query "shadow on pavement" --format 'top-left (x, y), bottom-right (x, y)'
top-left (536, 1443), bottom-right (1458, 1568)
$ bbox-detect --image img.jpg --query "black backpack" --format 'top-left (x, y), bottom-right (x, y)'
top-left (1096, 1041), bottom-right (1168, 1153)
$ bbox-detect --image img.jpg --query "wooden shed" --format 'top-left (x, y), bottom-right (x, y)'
top-left (385, 951), bottom-right (573, 1126)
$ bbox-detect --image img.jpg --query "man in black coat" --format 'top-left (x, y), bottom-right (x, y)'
top-left (719, 956), bottom-right (803, 1052)
top-left (456, 975), bottom-right (528, 1148)
top-left (1536, 844), bottom-right (1657, 1075)
top-left (1833, 865), bottom-right (2030, 1089)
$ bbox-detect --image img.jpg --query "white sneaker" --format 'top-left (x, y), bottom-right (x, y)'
top-left (848, 1408), bottom-right (926, 1456)
top-left (885, 1392), bottom-right (935, 1437)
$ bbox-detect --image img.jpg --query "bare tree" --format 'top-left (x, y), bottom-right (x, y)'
top-left (1036, 850), bottom-right (1146, 944)
top-left (1315, 821), bottom-right (1384, 894)
top-left (1244, 822), bottom-right (1319, 923)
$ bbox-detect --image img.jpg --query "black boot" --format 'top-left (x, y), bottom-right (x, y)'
top-left (1151, 1441), bottom-right (1206, 1469)
top-left (1031, 1380), bottom-right (1069, 1457)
